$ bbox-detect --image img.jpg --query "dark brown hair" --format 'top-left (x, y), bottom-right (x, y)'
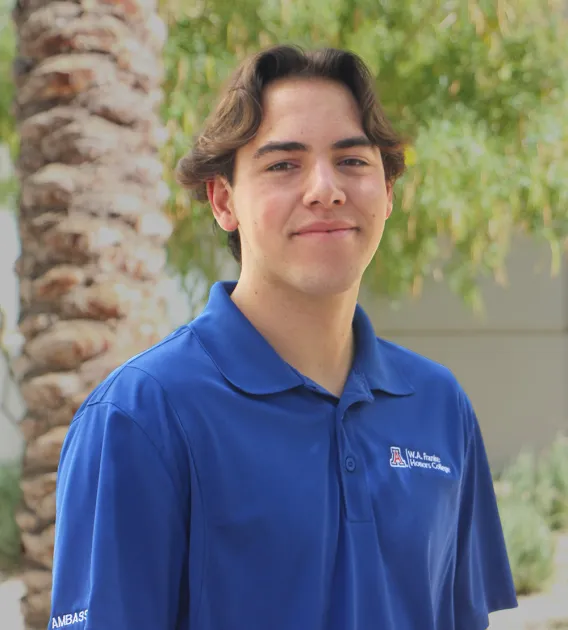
top-left (176, 44), bottom-right (406, 263)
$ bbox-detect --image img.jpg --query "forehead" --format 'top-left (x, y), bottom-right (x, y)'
top-left (253, 77), bottom-right (365, 145)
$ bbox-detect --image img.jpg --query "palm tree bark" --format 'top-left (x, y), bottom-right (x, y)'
top-left (11, 1), bottom-right (170, 627)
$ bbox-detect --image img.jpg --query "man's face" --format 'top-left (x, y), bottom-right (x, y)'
top-left (209, 77), bottom-right (393, 297)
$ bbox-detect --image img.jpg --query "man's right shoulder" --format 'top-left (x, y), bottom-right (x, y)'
top-left (62, 325), bottom-right (197, 513)
top-left (78, 321), bottom-right (216, 420)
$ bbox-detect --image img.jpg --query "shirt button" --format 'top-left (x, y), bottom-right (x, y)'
top-left (345, 456), bottom-right (356, 472)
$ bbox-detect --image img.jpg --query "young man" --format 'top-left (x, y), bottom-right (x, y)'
top-left (50, 45), bottom-right (517, 630)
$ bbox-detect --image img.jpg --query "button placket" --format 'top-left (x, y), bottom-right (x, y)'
top-left (335, 407), bottom-right (372, 523)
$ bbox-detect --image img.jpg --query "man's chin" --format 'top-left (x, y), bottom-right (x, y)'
top-left (286, 271), bottom-right (362, 299)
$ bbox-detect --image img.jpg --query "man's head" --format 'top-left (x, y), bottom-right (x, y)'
top-left (177, 45), bottom-right (406, 297)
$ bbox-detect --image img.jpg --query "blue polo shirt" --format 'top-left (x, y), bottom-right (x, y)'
top-left (50, 281), bottom-right (517, 630)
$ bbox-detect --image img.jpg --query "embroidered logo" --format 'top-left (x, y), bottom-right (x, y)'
top-left (389, 446), bottom-right (408, 468)
top-left (390, 446), bottom-right (451, 475)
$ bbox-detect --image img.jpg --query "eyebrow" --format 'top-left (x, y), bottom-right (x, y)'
top-left (252, 135), bottom-right (373, 159)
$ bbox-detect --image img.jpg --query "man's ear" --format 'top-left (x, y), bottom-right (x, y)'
top-left (385, 181), bottom-right (394, 219)
top-left (207, 177), bottom-right (238, 232)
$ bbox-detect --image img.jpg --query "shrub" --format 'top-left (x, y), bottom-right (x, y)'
top-left (0, 461), bottom-right (22, 572)
top-left (497, 492), bottom-right (556, 596)
top-left (537, 434), bottom-right (568, 531)
top-left (497, 433), bottom-right (568, 533)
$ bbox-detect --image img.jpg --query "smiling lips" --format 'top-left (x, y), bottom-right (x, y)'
top-left (293, 221), bottom-right (358, 237)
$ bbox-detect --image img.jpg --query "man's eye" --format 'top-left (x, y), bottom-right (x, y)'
top-left (267, 162), bottom-right (295, 172)
top-left (340, 158), bottom-right (367, 167)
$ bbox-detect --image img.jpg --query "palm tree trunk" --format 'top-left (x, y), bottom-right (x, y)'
top-left (11, 1), bottom-right (170, 627)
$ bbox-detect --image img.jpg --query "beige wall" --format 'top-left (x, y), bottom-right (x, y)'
top-left (362, 237), bottom-right (568, 472)
top-left (0, 355), bottom-right (24, 465)
top-left (0, 415), bottom-right (22, 465)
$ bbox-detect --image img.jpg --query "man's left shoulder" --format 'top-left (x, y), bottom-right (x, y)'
top-left (376, 336), bottom-right (464, 397)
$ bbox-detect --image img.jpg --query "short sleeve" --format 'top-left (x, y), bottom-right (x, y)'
top-left (50, 401), bottom-right (189, 630)
top-left (454, 394), bottom-right (518, 630)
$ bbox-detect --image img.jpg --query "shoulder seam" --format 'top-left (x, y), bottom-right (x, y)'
top-left (118, 363), bottom-right (205, 527)
top-left (74, 399), bottom-right (187, 520)
top-left (120, 364), bottom-right (190, 446)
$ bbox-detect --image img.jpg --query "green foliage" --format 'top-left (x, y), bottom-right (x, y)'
top-left (494, 433), bottom-right (568, 595)
top-left (161, 0), bottom-right (568, 306)
top-left (498, 451), bottom-right (555, 519)
top-left (0, 2), bottom-right (16, 154)
top-left (0, 0), bottom-right (17, 210)
top-left (538, 434), bottom-right (568, 531)
top-left (0, 461), bottom-right (22, 572)
top-left (497, 492), bottom-right (556, 596)
top-left (498, 434), bottom-right (568, 532)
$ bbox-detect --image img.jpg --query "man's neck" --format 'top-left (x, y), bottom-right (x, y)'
top-left (231, 277), bottom-right (360, 397)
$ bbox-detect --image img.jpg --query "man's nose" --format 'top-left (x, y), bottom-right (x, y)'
top-left (302, 163), bottom-right (346, 209)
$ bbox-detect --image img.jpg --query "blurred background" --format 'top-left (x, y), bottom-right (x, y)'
top-left (0, 0), bottom-right (567, 628)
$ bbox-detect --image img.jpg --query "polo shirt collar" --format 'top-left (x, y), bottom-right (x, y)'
top-left (192, 281), bottom-right (414, 397)
top-left (192, 282), bottom-right (303, 395)
top-left (351, 303), bottom-right (415, 397)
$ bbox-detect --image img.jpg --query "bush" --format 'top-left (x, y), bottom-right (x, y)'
top-left (494, 433), bottom-right (568, 596)
top-left (498, 450), bottom-right (555, 517)
top-left (538, 434), bottom-right (568, 531)
top-left (498, 433), bottom-right (568, 533)
top-left (497, 493), bottom-right (556, 596)
top-left (0, 461), bottom-right (22, 572)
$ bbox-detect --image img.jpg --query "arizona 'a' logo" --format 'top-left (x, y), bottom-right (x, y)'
top-left (389, 446), bottom-right (408, 468)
